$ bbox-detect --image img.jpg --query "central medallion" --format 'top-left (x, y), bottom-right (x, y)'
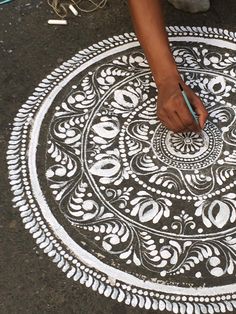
top-left (152, 121), bottom-right (223, 170)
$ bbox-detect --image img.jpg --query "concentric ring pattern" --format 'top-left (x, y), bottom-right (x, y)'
top-left (7, 27), bottom-right (236, 313)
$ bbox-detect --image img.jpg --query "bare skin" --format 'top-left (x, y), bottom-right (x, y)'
top-left (128, 0), bottom-right (208, 133)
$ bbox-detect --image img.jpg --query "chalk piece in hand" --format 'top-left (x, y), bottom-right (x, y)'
top-left (48, 19), bottom-right (67, 25)
top-left (69, 4), bottom-right (79, 16)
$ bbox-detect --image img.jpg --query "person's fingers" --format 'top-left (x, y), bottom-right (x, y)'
top-left (159, 109), bottom-right (185, 133)
top-left (164, 97), bottom-right (189, 132)
top-left (166, 96), bottom-right (199, 132)
top-left (157, 107), bottom-right (170, 130)
top-left (173, 112), bottom-right (187, 132)
top-left (175, 101), bottom-right (200, 132)
top-left (163, 115), bottom-right (179, 132)
top-left (190, 95), bottom-right (208, 129)
top-left (157, 88), bottom-right (208, 133)
top-left (167, 113), bottom-right (184, 133)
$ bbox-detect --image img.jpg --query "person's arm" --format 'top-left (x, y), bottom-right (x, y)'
top-left (128, 0), bottom-right (208, 133)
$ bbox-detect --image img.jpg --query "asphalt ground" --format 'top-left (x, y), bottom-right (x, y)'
top-left (1, 1), bottom-right (236, 313)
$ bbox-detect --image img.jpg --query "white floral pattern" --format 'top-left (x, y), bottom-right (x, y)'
top-left (7, 28), bottom-right (236, 313)
top-left (130, 191), bottom-right (171, 223)
top-left (170, 132), bottom-right (204, 154)
top-left (45, 40), bottom-right (236, 278)
top-left (195, 193), bottom-right (236, 228)
top-left (45, 37), bottom-right (236, 279)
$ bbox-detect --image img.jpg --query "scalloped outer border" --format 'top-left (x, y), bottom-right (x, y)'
top-left (6, 27), bottom-right (236, 313)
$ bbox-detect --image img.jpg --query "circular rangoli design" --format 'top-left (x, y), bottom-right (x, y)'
top-left (7, 27), bottom-right (236, 313)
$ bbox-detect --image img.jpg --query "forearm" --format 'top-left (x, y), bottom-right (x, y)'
top-left (128, 0), bottom-right (180, 86)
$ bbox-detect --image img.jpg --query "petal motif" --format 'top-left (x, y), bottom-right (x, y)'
top-left (208, 200), bottom-right (230, 228)
top-left (114, 89), bottom-right (138, 108)
top-left (138, 199), bottom-right (160, 223)
top-left (92, 121), bottom-right (119, 139)
top-left (89, 157), bottom-right (121, 177)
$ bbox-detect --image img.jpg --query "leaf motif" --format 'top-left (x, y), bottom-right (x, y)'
top-left (138, 200), bottom-right (160, 223)
top-left (89, 157), bottom-right (121, 177)
top-left (92, 121), bottom-right (119, 139)
top-left (113, 89), bottom-right (138, 108)
top-left (208, 200), bottom-right (230, 228)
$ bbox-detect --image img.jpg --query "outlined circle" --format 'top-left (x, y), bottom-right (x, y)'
top-left (153, 121), bottom-right (223, 170)
top-left (7, 28), bottom-right (236, 313)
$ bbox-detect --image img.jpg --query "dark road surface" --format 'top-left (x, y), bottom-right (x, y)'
top-left (1, 1), bottom-right (236, 313)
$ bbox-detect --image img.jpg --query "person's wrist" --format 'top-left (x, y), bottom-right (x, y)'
top-left (154, 70), bottom-right (182, 88)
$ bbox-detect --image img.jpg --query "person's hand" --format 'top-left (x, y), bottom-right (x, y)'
top-left (156, 75), bottom-right (208, 133)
